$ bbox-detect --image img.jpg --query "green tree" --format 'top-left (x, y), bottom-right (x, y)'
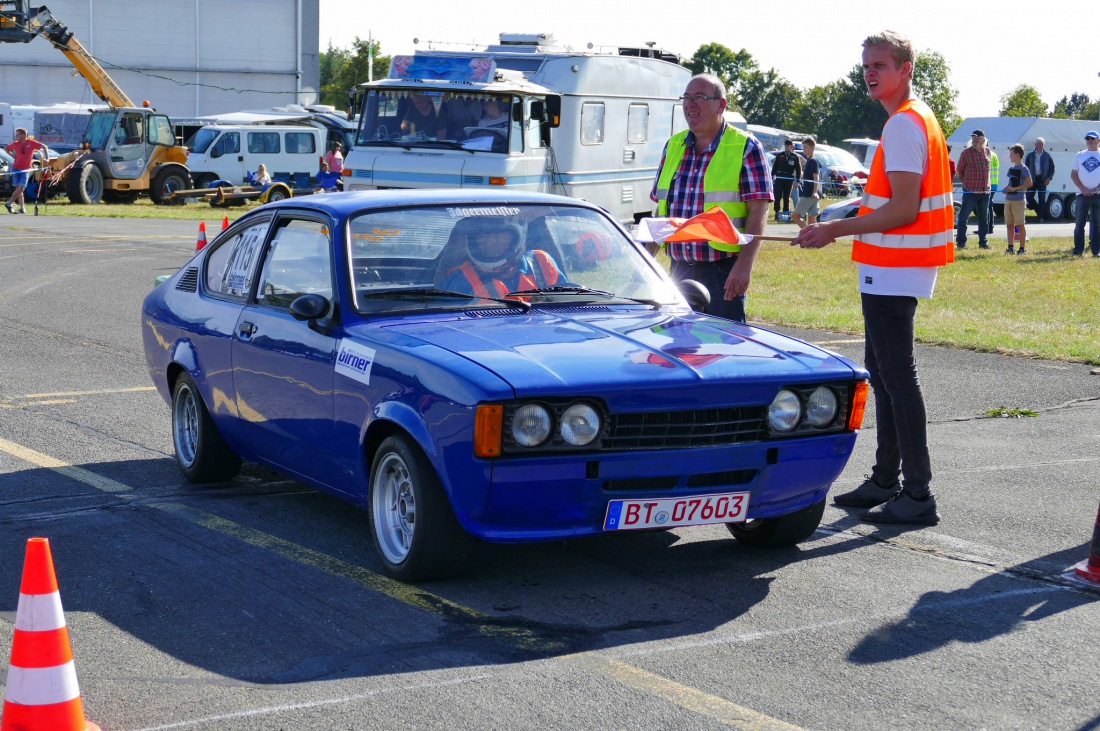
top-left (319, 37), bottom-right (390, 111)
top-left (999, 85), bottom-right (1048, 117)
top-left (912, 51), bottom-right (961, 136)
top-left (739, 68), bottom-right (802, 128)
top-left (685, 43), bottom-right (758, 110)
top-left (1052, 93), bottom-right (1093, 119)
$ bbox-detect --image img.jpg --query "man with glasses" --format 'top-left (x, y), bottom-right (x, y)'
top-left (956, 130), bottom-right (992, 249)
top-left (1025, 137), bottom-right (1055, 222)
top-left (1070, 131), bottom-right (1100, 257)
top-left (651, 75), bottom-right (773, 323)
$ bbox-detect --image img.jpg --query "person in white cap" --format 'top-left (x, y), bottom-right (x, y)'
top-left (1070, 131), bottom-right (1100, 256)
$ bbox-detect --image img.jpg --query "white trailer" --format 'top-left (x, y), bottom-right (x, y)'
top-left (343, 34), bottom-right (690, 222)
top-left (948, 116), bottom-right (1099, 220)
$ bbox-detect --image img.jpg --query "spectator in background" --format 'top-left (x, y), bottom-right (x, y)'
top-left (987, 148), bottom-right (1000, 235)
top-left (401, 94), bottom-right (446, 138)
top-left (478, 98), bottom-right (510, 130)
top-left (771, 139), bottom-right (802, 220)
top-left (323, 142), bottom-right (344, 174)
top-left (254, 163), bottom-right (272, 186)
top-left (1025, 137), bottom-right (1055, 222)
top-left (1070, 131), bottom-right (1100, 257)
top-left (947, 144), bottom-right (956, 180)
top-left (792, 138), bottom-right (821, 229)
top-left (1002, 144), bottom-right (1032, 255)
top-left (316, 161), bottom-right (341, 192)
top-left (650, 74), bottom-right (773, 323)
top-left (956, 130), bottom-right (992, 249)
top-left (4, 127), bottom-right (47, 214)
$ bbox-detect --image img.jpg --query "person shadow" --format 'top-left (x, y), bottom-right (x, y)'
top-left (847, 542), bottom-right (1097, 665)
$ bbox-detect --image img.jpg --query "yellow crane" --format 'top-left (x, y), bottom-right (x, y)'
top-left (0, 1), bottom-right (192, 204)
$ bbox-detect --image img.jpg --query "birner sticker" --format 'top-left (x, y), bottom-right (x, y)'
top-left (335, 340), bottom-right (377, 385)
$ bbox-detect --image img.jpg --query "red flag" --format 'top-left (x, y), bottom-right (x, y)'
top-left (663, 206), bottom-right (742, 246)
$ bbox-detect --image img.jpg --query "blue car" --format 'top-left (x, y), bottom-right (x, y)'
top-left (142, 190), bottom-right (869, 581)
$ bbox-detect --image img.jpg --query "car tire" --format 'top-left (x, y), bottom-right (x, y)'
top-left (150, 167), bottom-right (192, 205)
top-left (172, 372), bottom-right (242, 483)
top-left (726, 496), bottom-right (825, 548)
top-left (1046, 195), bottom-right (1065, 221)
top-left (67, 163), bottom-right (103, 205)
top-left (369, 435), bottom-right (472, 581)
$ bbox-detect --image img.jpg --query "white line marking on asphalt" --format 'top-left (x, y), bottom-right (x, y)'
top-left (811, 338), bottom-right (865, 345)
top-left (21, 386), bottom-right (157, 398)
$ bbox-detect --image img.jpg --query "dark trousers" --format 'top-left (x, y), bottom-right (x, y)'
top-left (956, 192), bottom-right (989, 246)
top-left (987, 191), bottom-right (997, 232)
top-left (671, 256), bottom-right (746, 323)
top-left (1073, 193), bottom-right (1100, 255)
top-left (1026, 185), bottom-right (1048, 221)
top-left (862, 293), bottom-right (932, 498)
top-left (773, 179), bottom-right (794, 213)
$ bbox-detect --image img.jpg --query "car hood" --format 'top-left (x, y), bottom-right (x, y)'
top-left (376, 309), bottom-right (860, 395)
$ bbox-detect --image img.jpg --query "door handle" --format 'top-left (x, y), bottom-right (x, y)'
top-left (239, 321), bottom-right (256, 336)
top-left (238, 155), bottom-right (244, 162)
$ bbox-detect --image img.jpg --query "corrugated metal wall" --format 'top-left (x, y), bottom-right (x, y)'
top-left (0, 0), bottom-right (320, 117)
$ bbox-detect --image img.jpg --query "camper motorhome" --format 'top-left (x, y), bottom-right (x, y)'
top-left (184, 125), bottom-right (325, 188)
top-left (343, 33), bottom-right (690, 222)
top-left (948, 116), bottom-right (1100, 220)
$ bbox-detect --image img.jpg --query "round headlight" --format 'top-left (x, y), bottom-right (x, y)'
top-left (512, 404), bottom-right (552, 447)
top-left (768, 389), bottom-right (802, 432)
top-left (806, 386), bottom-right (839, 427)
top-left (560, 403), bottom-right (601, 446)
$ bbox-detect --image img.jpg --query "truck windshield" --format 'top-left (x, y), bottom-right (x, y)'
top-left (186, 127), bottom-right (220, 154)
top-left (84, 111), bottom-right (117, 149)
top-left (356, 89), bottom-right (518, 153)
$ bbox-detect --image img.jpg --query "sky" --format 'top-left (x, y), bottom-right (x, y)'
top-left (319, 0), bottom-right (1098, 122)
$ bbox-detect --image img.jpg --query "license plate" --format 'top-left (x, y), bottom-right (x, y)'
top-left (603, 492), bottom-right (750, 531)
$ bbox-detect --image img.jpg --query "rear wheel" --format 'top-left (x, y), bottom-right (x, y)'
top-left (1046, 195), bottom-right (1065, 221)
top-left (726, 497), bottom-right (825, 548)
top-left (369, 435), bottom-right (471, 581)
top-left (171, 372), bottom-right (241, 483)
top-left (66, 163), bottom-right (103, 205)
top-left (150, 167), bottom-right (192, 205)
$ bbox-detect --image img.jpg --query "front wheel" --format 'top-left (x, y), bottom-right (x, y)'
top-left (67, 163), bottom-right (103, 205)
top-left (726, 497), bottom-right (825, 548)
top-left (172, 372), bottom-right (241, 483)
top-left (150, 167), bottom-right (192, 205)
top-left (369, 435), bottom-right (471, 581)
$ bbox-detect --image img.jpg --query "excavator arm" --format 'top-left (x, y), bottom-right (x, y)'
top-left (0, 1), bottom-right (134, 108)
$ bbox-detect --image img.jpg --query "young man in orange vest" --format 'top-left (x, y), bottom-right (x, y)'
top-left (791, 31), bottom-right (954, 526)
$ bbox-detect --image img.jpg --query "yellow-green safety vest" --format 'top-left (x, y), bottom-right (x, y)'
top-left (655, 125), bottom-right (749, 239)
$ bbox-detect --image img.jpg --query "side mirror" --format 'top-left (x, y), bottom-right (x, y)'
top-left (677, 279), bottom-right (711, 313)
top-left (545, 95), bottom-right (562, 128)
top-left (289, 293), bottom-right (330, 321)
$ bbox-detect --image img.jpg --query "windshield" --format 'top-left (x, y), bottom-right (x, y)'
top-left (356, 89), bottom-right (519, 153)
top-left (347, 203), bottom-right (680, 314)
top-left (186, 127), bottom-right (220, 154)
top-left (817, 148), bottom-right (865, 171)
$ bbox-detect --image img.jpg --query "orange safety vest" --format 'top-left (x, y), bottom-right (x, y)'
top-left (852, 99), bottom-right (955, 268)
top-left (457, 250), bottom-right (559, 298)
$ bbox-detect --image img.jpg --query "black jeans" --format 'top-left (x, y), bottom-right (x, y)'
top-left (671, 256), bottom-right (746, 323)
top-left (862, 293), bottom-right (932, 498)
top-left (774, 179), bottom-right (794, 213)
top-left (1026, 185), bottom-right (1048, 220)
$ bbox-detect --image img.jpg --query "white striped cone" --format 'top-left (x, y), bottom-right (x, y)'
top-left (2, 537), bottom-right (100, 731)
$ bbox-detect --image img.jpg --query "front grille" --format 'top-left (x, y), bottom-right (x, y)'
top-left (175, 267), bottom-right (198, 292)
top-left (462, 175), bottom-right (486, 185)
top-left (604, 407), bottom-right (767, 451)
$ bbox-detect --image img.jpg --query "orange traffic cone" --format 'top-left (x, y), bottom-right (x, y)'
top-left (1068, 502), bottom-right (1100, 587)
top-left (221, 215), bottom-right (229, 232)
top-left (195, 221), bottom-right (208, 251)
top-left (2, 538), bottom-right (101, 731)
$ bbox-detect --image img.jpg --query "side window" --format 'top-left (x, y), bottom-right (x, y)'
top-left (580, 102), bottom-right (604, 145)
top-left (248, 132), bottom-right (280, 154)
top-left (671, 104), bottom-right (687, 136)
top-left (223, 132), bottom-right (240, 154)
top-left (204, 220), bottom-right (271, 298)
top-left (627, 104), bottom-right (649, 144)
top-left (286, 132), bottom-right (316, 154)
top-left (524, 98), bottom-right (544, 150)
top-left (256, 219), bottom-right (333, 312)
top-left (150, 115), bottom-right (176, 146)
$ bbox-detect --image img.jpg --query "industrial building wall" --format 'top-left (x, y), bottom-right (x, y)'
top-left (0, 0), bottom-right (320, 118)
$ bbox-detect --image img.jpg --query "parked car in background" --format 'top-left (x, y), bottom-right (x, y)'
top-left (841, 138), bottom-right (879, 167)
top-left (142, 189), bottom-right (871, 582)
top-left (814, 144), bottom-right (869, 197)
top-left (819, 191), bottom-right (962, 224)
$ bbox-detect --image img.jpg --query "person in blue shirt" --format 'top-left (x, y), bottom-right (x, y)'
top-left (316, 161), bottom-right (341, 192)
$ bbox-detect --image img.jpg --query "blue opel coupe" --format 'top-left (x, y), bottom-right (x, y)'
top-left (142, 190), bottom-right (869, 581)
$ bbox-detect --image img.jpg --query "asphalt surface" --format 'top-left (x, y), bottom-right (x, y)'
top-left (0, 213), bottom-right (1098, 731)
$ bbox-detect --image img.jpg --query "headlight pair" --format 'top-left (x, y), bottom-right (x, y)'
top-left (767, 386), bottom-right (839, 432)
top-left (513, 402), bottom-right (601, 447)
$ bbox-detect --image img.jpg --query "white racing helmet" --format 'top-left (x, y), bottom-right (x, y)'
top-left (461, 218), bottom-right (525, 273)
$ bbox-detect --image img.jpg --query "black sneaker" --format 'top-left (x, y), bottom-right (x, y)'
top-left (1017, 247), bottom-right (1026, 255)
top-left (1005, 246), bottom-right (1015, 254)
top-left (978, 243), bottom-right (991, 250)
top-left (860, 492), bottom-right (940, 526)
top-left (833, 476), bottom-right (901, 507)
top-left (3, 201), bottom-right (12, 214)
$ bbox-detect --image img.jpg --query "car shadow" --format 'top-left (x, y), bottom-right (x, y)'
top-left (0, 457), bottom-right (873, 684)
top-left (846, 543), bottom-right (1097, 665)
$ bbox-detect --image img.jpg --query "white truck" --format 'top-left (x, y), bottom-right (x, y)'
top-left (343, 33), bottom-right (690, 222)
top-left (948, 116), bottom-right (1099, 220)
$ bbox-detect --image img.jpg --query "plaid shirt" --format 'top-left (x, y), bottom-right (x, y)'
top-left (650, 125), bottom-right (773, 262)
top-left (957, 146), bottom-right (991, 193)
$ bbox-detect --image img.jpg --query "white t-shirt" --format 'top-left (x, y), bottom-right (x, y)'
top-left (1072, 149), bottom-right (1100, 191)
top-left (858, 110), bottom-right (940, 299)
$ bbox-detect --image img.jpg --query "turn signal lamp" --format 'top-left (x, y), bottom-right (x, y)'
top-left (847, 381), bottom-right (869, 430)
top-left (489, 177), bottom-right (507, 185)
top-left (474, 404), bottom-right (503, 457)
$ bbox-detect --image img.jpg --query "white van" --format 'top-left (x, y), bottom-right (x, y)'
top-left (184, 125), bottom-right (324, 188)
top-left (344, 33), bottom-right (690, 222)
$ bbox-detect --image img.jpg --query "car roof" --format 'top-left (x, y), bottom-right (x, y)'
top-left (257, 189), bottom-right (604, 218)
